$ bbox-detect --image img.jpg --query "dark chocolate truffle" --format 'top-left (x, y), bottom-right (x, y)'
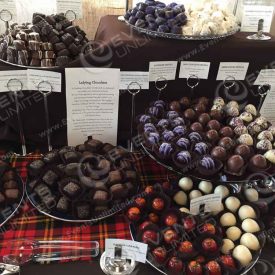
top-left (75, 202), bottom-right (90, 219)
top-left (234, 144), bottom-right (251, 160)
top-left (194, 103), bottom-right (206, 113)
top-left (211, 146), bottom-right (227, 161)
top-left (42, 170), bottom-right (59, 186)
top-left (184, 108), bottom-right (196, 121)
top-left (206, 130), bottom-right (219, 143)
top-left (207, 120), bottom-right (221, 131)
top-left (249, 154), bottom-right (267, 170)
top-left (190, 122), bottom-right (203, 132)
top-left (169, 101), bottom-right (181, 112)
top-left (219, 137), bottom-right (235, 151)
top-left (179, 97), bottom-right (190, 109)
top-left (210, 110), bottom-right (223, 121)
top-left (227, 155), bottom-right (245, 174)
top-left (198, 113), bottom-right (211, 126)
top-left (93, 190), bottom-right (109, 201)
top-left (62, 181), bottom-right (81, 198)
top-left (220, 127), bottom-right (234, 138)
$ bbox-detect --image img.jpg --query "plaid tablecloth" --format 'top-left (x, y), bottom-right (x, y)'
top-left (0, 152), bottom-right (171, 260)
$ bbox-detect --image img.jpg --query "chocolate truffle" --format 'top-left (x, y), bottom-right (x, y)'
top-left (268, 126), bottom-right (275, 136)
top-left (198, 113), bottom-right (211, 126)
top-left (147, 132), bottom-right (160, 145)
top-left (207, 120), bottom-right (221, 131)
top-left (167, 111), bottom-right (179, 120)
top-left (211, 146), bottom-right (227, 161)
top-left (109, 170), bottom-right (122, 185)
top-left (179, 97), bottom-right (190, 108)
top-left (210, 109), bottom-right (223, 121)
top-left (144, 123), bottom-right (156, 133)
top-left (200, 156), bottom-right (216, 170)
top-left (184, 108), bottom-right (196, 121)
top-left (110, 184), bottom-right (128, 199)
top-left (264, 150), bottom-right (275, 164)
top-left (238, 134), bottom-right (254, 146)
top-left (198, 97), bottom-right (209, 106)
top-left (206, 130), bottom-right (219, 143)
top-left (220, 127), bottom-right (234, 138)
top-left (162, 130), bottom-right (175, 142)
top-left (234, 144), bottom-right (251, 159)
top-left (227, 101), bottom-right (239, 109)
top-left (258, 131), bottom-right (273, 141)
top-left (176, 151), bottom-right (192, 164)
top-left (148, 106), bottom-right (162, 118)
top-left (62, 181), bottom-right (81, 198)
top-left (249, 155), bottom-right (267, 170)
top-left (227, 155), bottom-right (245, 174)
top-left (256, 140), bottom-right (272, 151)
top-left (153, 100), bottom-right (166, 109)
top-left (225, 107), bottom-right (239, 117)
top-left (194, 142), bottom-right (209, 155)
top-left (176, 138), bottom-right (190, 150)
top-left (5, 189), bottom-right (20, 201)
top-left (240, 112), bottom-right (253, 123)
top-left (57, 197), bottom-right (69, 213)
top-left (248, 122), bottom-right (262, 136)
top-left (213, 97), bottom-right (225, 106)
top-left (194, 103), bottom-right (206, 113)
top-left (159, 143), bottom-right (174, 158)
top-left (229, 117), bottom-right (244, 128)
top-left (169, 101), bottom-right (181, 112)
top-left (255, 117), bottom-right (269, 130)
top-left (157, 119), bottom-right (169, 129)
top-left (28, 160), bottom-right (45, 176)
top-left (190, 122), bottom-right (203, 132)
top-left (42, 170), bottom-right (59, 186)
top-left (219, 137), bottom-right (235, 151)
top-left (93, 190), bottom-right (109, 201)
top-left (75, 202), bottom-right (90, 219)
top-left (188, 132), bottom-right (202, 143)
top-left (234, 125), bottom-right (248, 136)
top-left (171, 117), bottom-right (185, 128)
top-left (245, 104), bottom-right (257, 116)
top-left (173, 126), bottom-right (187, 137)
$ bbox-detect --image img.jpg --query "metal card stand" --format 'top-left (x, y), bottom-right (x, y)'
top-left (127, 82), bottom-right (142, 152)
top-left (223, 76), bottom-right (236, 97)
top-left (65, 10), bottom-right (77, 22)
top-left (155, 76), bottom-right (168, 100)
top-left (37, 81), bottom-right (53, 152)
top-left (187, 74), bottom-right (200, 99)
top-left (7, 79), bottom-right (27, 156)
top-left (257, 84), bottom-right (271, 113)
top-left (247, 19), bottom-right (271, 41)
top-left (0, 9), bottom-right (12, 34)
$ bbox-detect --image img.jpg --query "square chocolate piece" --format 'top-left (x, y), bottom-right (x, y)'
top-left (42, 170), bottom-right (58, 186)
top-left (75, 203), bottom-right (90, 219)
top-left (93, 190), bottom-right (108, 202)
top-left (56, 197), bottom-right (69, 213)
top-left (63, 182), bottom-right (81, 198)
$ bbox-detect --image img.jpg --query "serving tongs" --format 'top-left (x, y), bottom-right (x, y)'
top-left (0, 239), bottom-right (99, 274)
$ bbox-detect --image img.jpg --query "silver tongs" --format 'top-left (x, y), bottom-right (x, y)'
top-left (0, 239), bottom-right (100, 274)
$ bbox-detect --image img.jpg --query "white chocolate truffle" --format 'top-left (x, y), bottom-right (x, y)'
top-left (221, 239), bottom-right (235, 254)
top-left (255, 116), bottom-right (268, 130)
top-left (227, 101), bottom-right (239, 109)
top-left (258, 131), bottom-right (273, 141)
top-left (214, 185), bottom-right (230, 199)
top-left (212, 203), bottom-right (224, 216)
top-left (256, 139), bottom-right (272, 151)
top-left (264, 150), bottom-right (275, 164)
top-left (178, 177), bottom-right (193, 191)
top-left (242, 219), bottom-right (260, 233)
top-left (198, 181), bottom-right (213, 194)
top-left (233, 245), bottom-right (253, 267)
top-left (238, 205), bottom-right (257, 220)
top-left (189, 190), bottom-right (203, 200)
top-left (173, 191), bottom-right (187, 206)
top-left (226, 226), bottom-right (242, 241)
top-left (213, 97), bottom-right (225, 106)
top-left (240, 112), bottom-right (253, 123)
top-left (179, 207), bottom-right (190, 214)
top-left (244, 188), bottom-right (259, 202)
top-left (234, 125), bottom-right (248, 136)
top-left (245, 104), bottom-right (257, 116)
top-left (268, 126), bottom-right (275, 136)
top-left (238, 134), bottom-right (254, 146)
top-left (240, 233), bottom-right (260, 251)
top-left (220, 213), bottom-right (237, 227)
top-left (225, 197), bottom-right (241, 213)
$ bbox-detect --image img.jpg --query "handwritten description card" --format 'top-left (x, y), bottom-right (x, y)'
top-left (66, 68), bottom-right (120, 146)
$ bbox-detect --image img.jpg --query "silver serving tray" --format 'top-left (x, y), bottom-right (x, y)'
top-left (125, 20), bottom-right (240, 41)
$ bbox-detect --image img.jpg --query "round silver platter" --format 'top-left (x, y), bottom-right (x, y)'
top-left (125, 20), bottom-right (240, 41)
top-left (129, 224), bottom-right (263, 275)
top-left (0, 172), bottom-right (25, 227)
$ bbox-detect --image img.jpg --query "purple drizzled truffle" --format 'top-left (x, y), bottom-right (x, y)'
top-left (167, 111), bottom-right (179, 120)
top-left (176, 151), bottom-right (192, 164)
top-left (144, 123), bottom-right (156, 133)
top-left (188, 132), bottom-right (202, 143)
top-left (200, 156), bottom-right (215, 170)
top-left (162, 130), bottom-right (175, 142)
top-left (173, 126), bottom-right (187, 137)
top-left (176, 138), bottom-right (190, 150)
top-left (153, 100), bottom-right (166, 109)
top-left (171, 117), bottom-right (185, 128)
top-left (147, 132), bottom-right (160, 145)
top-left (148, 106), bottom-right (162, 117)
top-left (194, 142), bottom-right (209, 155)
top-left (157, 119), bottom-right (169, 129)
top-left (139, 115), bottom-right (151, 124)
top-left (159, 143), bottom-right (174, 157)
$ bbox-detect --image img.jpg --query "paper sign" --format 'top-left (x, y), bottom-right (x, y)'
top-left (0, 0), bottom-right (17, 20)
top-left (217, 62), bottom-right (249, 81)
top-left (190, 194), bottom-right (222, 215)
top-left (179, 61), bottom-right (210, 79)
top-left (27, 69), bottom-right (62, 93)
top-left (66, 68), bottom-right (120, 146)
top-left (120, 71), bottom-right (149, 90)
top-left (0, 70), bottom-right (28, 92)
top-left (254, 69), bottom-right (275, 87)
top-left (241, 5), bottom-right (274, 32)
top-left (56, 0), bottom-right (83, 19)
top-left (149, 61), bottom-right (178, 82)
top-left (105, 239), bottom-right (148, 263)
top-left (258, 89), bottom-right (275, 126)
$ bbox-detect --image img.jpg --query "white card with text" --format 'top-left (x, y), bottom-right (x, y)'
top-left (120, 71), bottom-right (149, 90)
top-left (149, 61), bottom-right (178, 82)
top-left (179, 61), bottom-right (211, 79)
top-left (0, 70), bottom-right (28, 92)
top-left (56, 0), bottom-right (83, 18)
top-left (217, 62), bottom-right (249, 81)
top-left (190, 194), bottom-right (222, 215)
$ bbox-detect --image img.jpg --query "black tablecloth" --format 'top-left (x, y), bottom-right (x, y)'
top-left (1, 15), bottom-right (275, 150)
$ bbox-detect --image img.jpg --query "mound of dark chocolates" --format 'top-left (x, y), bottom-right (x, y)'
top-left (27, 136), bottom-right (138, 220)
top-left (124, 0), bottom-right (187, 34)
top-left (137, 97), bottom-right (275, 180)
top-left (0, 12), bottom-right (90, 67)
top-left (0, 160), bottom-right (22, 213)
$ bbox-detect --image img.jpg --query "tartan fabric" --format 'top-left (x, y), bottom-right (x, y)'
top-left (0, 151), bottom-right (172, 261)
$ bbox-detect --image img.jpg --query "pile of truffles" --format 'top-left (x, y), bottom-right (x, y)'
top-left (124, 0), bottom-right (187, 34)
top-left (0, 160), bottom-right (22, 213)
top-left (27, 136), bottom-right (138, 220)
top-left (127, 178), bottom-right (263, 274)
top-left (138, 96), bottom-right (275, 180)
top-left (0, 13), bottom-right (90, 67)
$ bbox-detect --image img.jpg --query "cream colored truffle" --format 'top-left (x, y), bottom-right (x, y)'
top-left (226, 226), bottom-right (242, 241)
top-left (189, 190), bottom-right (203, 200)
top-left (212, 203), bottom-right (224, 216)
top-left (240, 233), bottom-right (260, 251)
top-left (220, 213), bottom-right (237, 227)
top-left (242, 219), bottom-right (260, 233)
top-left (221, 239), bottom-right (235, 254)
top-left (179, 207), bottom-right (190, 214)
top-left (179, 177), bottom-right (193, 191)
top-left (198, 181), bottom-right (213, 194)
top-left (225, 197), bottom-right (241, 213)
top-left (238, 205), bottom-right (257, 220)
top-left (233, 245), bottom-right (253, 267)
top-left (245, 104), bottom-right (257, 116)
top-left (214, 185), bottom-right (229, 199)
top-left (173, 191), bottom-right (187, 206)
top-left (244, 188), bottom-right (259, 202)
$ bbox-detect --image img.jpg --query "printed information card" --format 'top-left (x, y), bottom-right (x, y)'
top-left (105, 239), bottom-right (148, 263)
top-left (66, 68), bottom-right (120, 146)
top-left (149, 61), bottom-right (178, 82)
top-left (0, 0), bottom-right (17, 20)
top-left (190, 194), bottom-right (222, 215)
top-left (241, 5), bottom-right (274, 32)
top-left (216, 62), bottom-right (249, 81)
top-left (56, 0), bottom-right (83, 19)
top-left (120, 71), bottom-right (149, 90)
top-left (0, 70), bottom-right (28, 92)
top-left (179, 61), bottom-right (211, 79)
